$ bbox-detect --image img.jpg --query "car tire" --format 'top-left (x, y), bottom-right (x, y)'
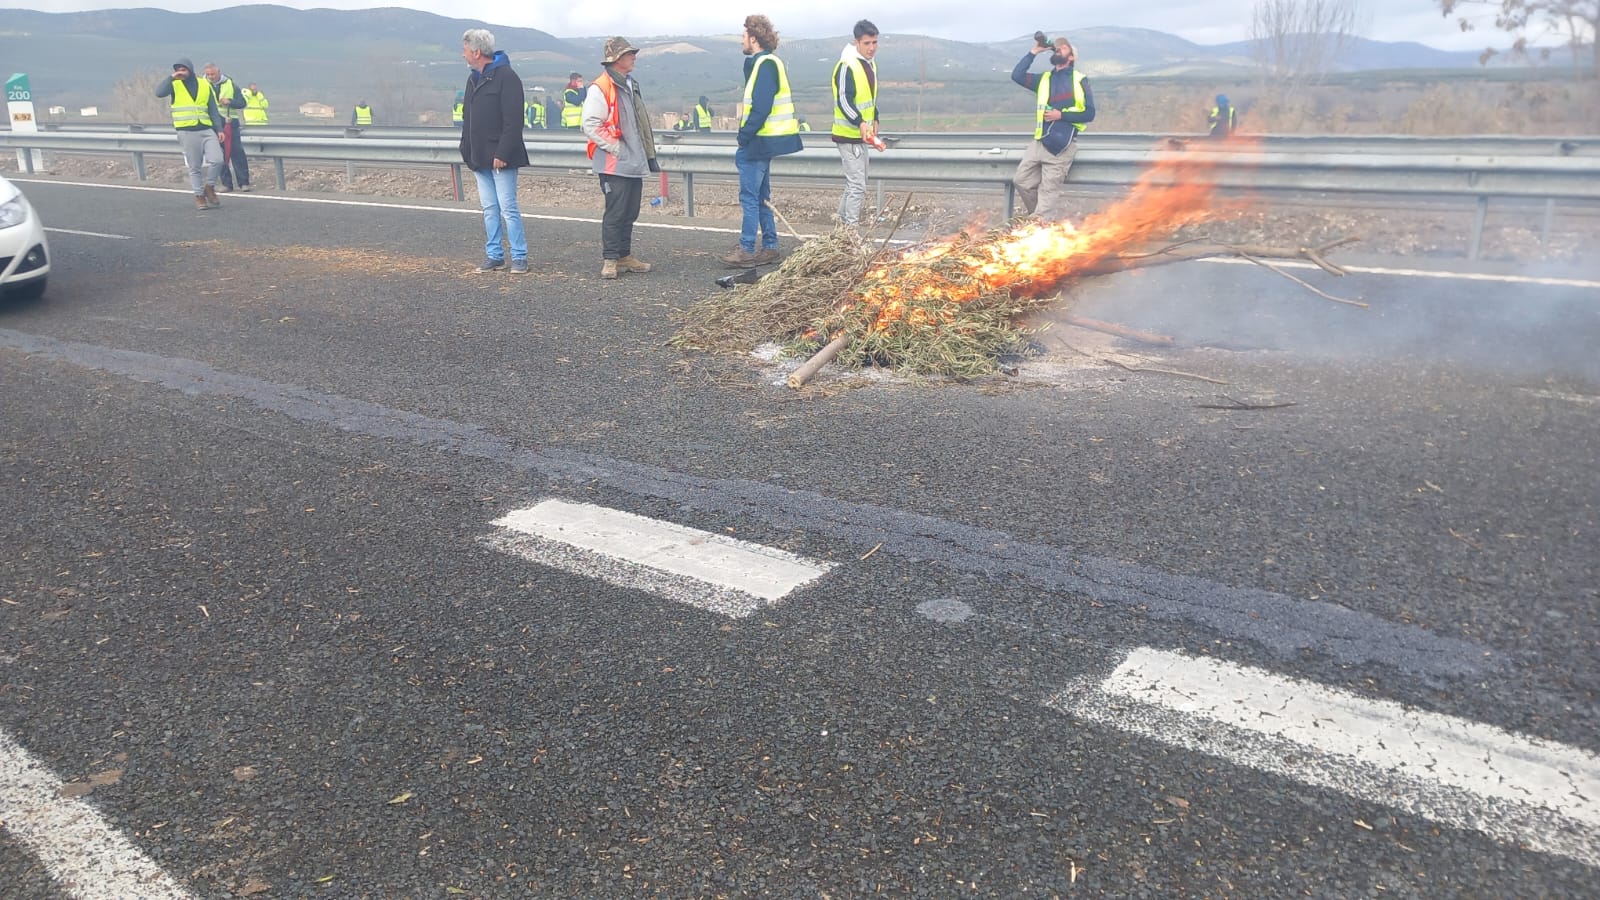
top-left (7, 276), bottom-right (46, 301)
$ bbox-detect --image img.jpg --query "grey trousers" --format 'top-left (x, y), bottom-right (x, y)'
top-left (1012, 139), bottom-right (1079, 220)
top-left (177, 129), bottom-right (223, 195)
top-left (836, 142), bottom-right (869, 226)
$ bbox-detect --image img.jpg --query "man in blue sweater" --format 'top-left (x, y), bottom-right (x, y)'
top-left (722, 14), bottom-right (803, 268)
top-left (1011, 35), bottom-right (1095, 221)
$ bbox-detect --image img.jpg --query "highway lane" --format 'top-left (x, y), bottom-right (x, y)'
top-left (2, 179), bottom-right (1597, 896)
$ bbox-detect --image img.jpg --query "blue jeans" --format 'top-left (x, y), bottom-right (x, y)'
top-left (735, 147), bottom-right (777, 252)
top-left (473, 167), bottom-right (527, 261)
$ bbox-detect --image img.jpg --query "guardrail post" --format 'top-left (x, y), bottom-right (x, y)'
top-left (876, 180), bottom-right (884, 223)
top-left (132, 151), bottom-right (147, 181)
top-left (450, 164), bottom-right (463, 202)
top-left (1004, 182), bottom-right (1015, 219)
top-left (1468, 195), bottom-right (1488, 261)
top-left (346, 161), bottom-right (356, 185)
top-left (274, 157), bottom-right (286, 191)
top-left (685, 173), bottom-right (695, 218)
top-left (22, 151), bottom-right (34, 175)
top-left (1541, 198), bottom-right (1555, 245)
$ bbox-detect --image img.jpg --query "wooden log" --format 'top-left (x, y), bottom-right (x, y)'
top-left (787, 333), bottom-right (851, 389)
top-left (1080, 239), bottom-right (1362, 277)
top-left (1061, 315), bottom-right (1175, 347)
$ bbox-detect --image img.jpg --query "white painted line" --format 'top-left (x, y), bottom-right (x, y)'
top-left (489, 499), bottom-right (833, 617)
top-left (1050, 647), bottom-right (1600, 868)
top-left (43, 227), bottom-right (131, 240)
top-left (12, 177), bottom-right (784, 238)
top-left (1202, 255), bottom-right (1600, 290)
top-left (0, 729), bottom-right (192, 899)
top-left (1521, 387), bottom-right (1600, 406)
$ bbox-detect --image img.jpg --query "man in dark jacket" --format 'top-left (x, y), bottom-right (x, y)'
top-left (459, 28), bottom-right (531, 274)
top-left (722, 14), bottom-right (802, 268)
top-left (1011, 35), bottom-right (1095, 221)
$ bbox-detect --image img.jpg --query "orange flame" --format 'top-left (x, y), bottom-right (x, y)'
top-left (854, 150), bottom-right (1240, 331)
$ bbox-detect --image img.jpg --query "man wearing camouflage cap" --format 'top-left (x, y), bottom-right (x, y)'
top-left (582, 36), bottom-right (659, 280)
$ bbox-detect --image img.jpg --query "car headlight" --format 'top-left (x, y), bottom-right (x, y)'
top-left (0, 196), bottom-right (28, 229)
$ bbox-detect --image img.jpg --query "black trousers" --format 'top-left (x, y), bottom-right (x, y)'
top-left (219, 121), bottom-right (250, 188)
top-left (599, 174), bottom-right (642, 259)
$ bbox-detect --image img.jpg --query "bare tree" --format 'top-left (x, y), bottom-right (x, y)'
top-left (1439, 0), bottom-right (1599, 78)
top-left (365, 59), bottom-right (434, 125)
top-left (1251, 0), bottom-right (1367, 102)
top-left (112, 68), bottom-right (175, 124)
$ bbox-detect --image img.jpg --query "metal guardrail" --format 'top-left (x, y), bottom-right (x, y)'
top-left (20, 121), bottom-right (1600, 158)
top-left (5, 127), bottom-right (1598, 259)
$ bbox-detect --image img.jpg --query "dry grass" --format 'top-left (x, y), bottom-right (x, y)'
top-left (671, 228), bottom-right (870, 355)
top-left (166, 240), bottom-right (454, 276)
top-left (673, 224), bottom-right (1057, 379)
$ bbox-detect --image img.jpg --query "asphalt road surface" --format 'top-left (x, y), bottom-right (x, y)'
top-left (3, 178), bottom-right (1598, 898)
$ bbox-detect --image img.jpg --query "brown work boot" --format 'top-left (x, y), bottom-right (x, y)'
top-left (753, 247), bottom-right (781, 266)
top-left (616, 255), bottom-right (652, 274)
top-left (601, 259), bottom-right (618, 280)
top-left (721, 247), bottom-right (759, 268)
top-left (203, 185), bottom-right (221, 208)
top-left (194, 194), bottom-right (208, 211)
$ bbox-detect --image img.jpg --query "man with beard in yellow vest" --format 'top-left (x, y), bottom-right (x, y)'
top-left (1010, 35), bottom-right (1095, 221)
top-left (721, 14), bottom-right (801, 268)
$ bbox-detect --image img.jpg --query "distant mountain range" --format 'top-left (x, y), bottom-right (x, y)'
top-left (0, 4), bottom-right (1499, 119)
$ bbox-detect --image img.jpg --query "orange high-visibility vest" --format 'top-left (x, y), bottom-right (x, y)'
top-left (584, 71), bottom-right (623, 173)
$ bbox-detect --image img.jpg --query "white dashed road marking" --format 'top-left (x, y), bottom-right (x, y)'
top-left (487, 499), bottom-right (834, 618)
top-left (43, 227), bottom-right (131, 240)
top-left (1050, 647), bottom-right (1600, 868)
top-left (0, 729), bottom-right (191, 899)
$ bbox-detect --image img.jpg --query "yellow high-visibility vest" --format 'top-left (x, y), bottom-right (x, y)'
top-left (215, 77), bottom-right (242, 121)
top-left (527, 101), bottom-right (546, 127)
top-left (452, 102), bottom-right (463, 125)
top-left (354, 104), bottom-right (373, 125)
top-left (1035, 68), bottom-right (1087, 139)
top-left (695, 103), bottom-right (712, 129)
top-left (830, 56), bottom-right (877, 140)
top-left (169, 77), bottom-right (214, 129)
top-left (561, 88), bottom-right (582, 127)
top-left (741, 54), bottom-right (798, 137)
top-left (242, 88), bottom-right (268, 125)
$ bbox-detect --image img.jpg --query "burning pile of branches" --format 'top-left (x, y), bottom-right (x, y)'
top-left (673, 151), bottom-right (1357, 383)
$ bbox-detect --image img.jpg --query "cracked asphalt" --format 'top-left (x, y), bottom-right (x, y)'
top-left (1, 179), bottom-right (1597, 897)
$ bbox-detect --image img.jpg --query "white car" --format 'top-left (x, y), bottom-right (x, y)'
top-left (0, 173), bottom-right (49, 301)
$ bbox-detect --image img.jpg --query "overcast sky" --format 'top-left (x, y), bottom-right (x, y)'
top-left (0, 0), bottom-right (1526, 52)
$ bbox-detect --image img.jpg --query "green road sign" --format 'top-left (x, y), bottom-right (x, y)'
top-left (6, 73), bottom-right (31, 103)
